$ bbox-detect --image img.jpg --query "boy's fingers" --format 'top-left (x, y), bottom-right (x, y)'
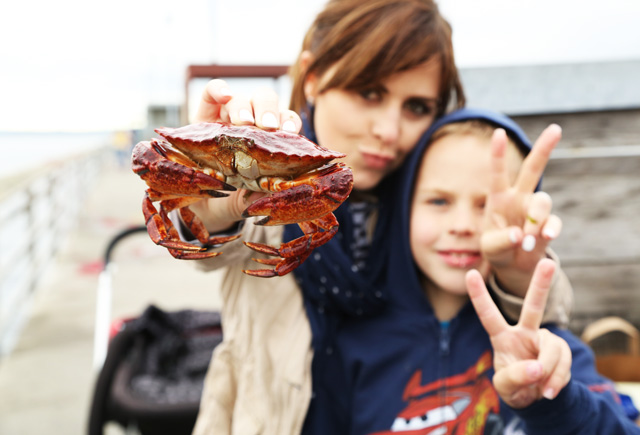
top-left (466, 269), bottom-right (509, 337)
top-left (522, 191), bottom-right (552, 252)
top-left (515, 124), bottom-right (561, 193)
top-left (493, 360), bottom-right (544, 406)
top-left (538, 329), bottom-right (572, 400)
top-left (519, 258), bottom-right (555, 331)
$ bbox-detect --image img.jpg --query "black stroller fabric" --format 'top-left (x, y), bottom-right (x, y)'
top-left (88, 305), bottom-right (222, 435)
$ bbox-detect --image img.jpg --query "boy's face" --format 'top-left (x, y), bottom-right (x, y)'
top-left (410, 132), bottom-right (520, 298)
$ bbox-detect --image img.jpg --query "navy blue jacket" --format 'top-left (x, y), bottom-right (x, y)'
top-left (289, 108), bottom-right (639, 434)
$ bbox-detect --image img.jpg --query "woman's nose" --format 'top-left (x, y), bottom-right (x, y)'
top-left (372, 107), bottom-right (401, 147)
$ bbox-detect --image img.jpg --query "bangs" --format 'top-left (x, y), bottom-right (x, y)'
top-left (318, 2), bottom-right (451, 92)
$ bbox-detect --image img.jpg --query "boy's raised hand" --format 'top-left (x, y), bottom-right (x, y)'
top-left (466, 259), bottom-right (572, 409)
top-left (481, 125), bottom-right (563, 297)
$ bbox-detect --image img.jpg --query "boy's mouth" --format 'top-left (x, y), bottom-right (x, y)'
top-left (437, 250), bottom-right (482, 268)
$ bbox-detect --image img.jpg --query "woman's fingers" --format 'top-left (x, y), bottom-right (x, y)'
top-left (466, 269), bottom-right (510, 337)
top-left (490, 128), bottom-right (512, 194)
top-left (541, 214), bottom-right (562, 241)
top-left (225, 94), bottom-right (257, 125)
top-left (480, 226), bottom-right (522, 264)
top-left (251, 87), bottom-right (283, 129)
top-left (522, 191), bottom-right (553, 252)
top-left (192, 81), bottom-right (302, 134)
top-left (279, 109), bottom-right (302, 133)
top-left (194, 79), bottom-right (234, 123)
top-left (515, 124), bottom-right (561, 193)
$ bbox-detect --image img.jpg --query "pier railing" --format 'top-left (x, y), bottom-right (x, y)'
top-left (0, 147), bottom-right (111, 356)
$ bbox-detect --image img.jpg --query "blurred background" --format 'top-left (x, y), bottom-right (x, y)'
top-left (1, 0), bottom-right (639, 433)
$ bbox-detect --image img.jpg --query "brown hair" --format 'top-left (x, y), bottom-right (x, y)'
top-left (289, 0), bottom-right (465, 118)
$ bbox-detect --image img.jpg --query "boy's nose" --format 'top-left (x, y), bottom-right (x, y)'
top-left (449, 207), bottom-right (478, 236)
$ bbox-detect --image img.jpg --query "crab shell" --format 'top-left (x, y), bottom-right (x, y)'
top-left (154, 123), bottom-right (345, 187)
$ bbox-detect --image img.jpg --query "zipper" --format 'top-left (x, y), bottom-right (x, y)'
top-left (439, 321), bottom-right (450, 357)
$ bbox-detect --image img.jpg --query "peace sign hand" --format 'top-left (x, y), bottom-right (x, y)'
top-left (481, 125), bottom-right (563, 297)
top-left (466, 258), bottom-right (572, 409)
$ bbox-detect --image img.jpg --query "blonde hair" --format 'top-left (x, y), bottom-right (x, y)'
top-left (288, 0), bottom-right (464, 117)
top-left (430, 120), bottom-right (526, 169)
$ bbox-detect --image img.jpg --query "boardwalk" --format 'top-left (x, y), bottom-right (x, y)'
top-left (0, 163), bottom-right (224, 435)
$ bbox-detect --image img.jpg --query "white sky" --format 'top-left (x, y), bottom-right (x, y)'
top-left (1, 0), bottom-right (639, 132)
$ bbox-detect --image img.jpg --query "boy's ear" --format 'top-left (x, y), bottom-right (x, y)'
top-left (300, 50), bottom-right (318, 103)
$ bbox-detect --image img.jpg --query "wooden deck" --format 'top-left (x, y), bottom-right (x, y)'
top-left (513, 109), bottom-right (640, 334)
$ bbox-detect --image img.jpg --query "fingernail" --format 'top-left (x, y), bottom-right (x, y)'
top-left (239, 109), bottom-right (254, 123)
top-left (262, 112), bottom-right (279, 129)
top-left (219, 87), bottom-right (233, 97)
top-left (526, 362), bottom-right (542, 379)
top-left (509, 229), bottom-right (519, 244)
top-left (282, 120), bottom-right (296, 132)
top-left (522, 235), bottom-right (536, 252)
top-left (543, 228), bottom-right (556, 240)
top-left (543, 388), bottom-right (555, 400)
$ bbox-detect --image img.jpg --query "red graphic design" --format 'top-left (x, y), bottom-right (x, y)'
top-left (373, 351), bottom-right (500, 435)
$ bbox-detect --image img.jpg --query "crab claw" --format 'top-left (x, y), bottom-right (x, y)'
top-left (132, 139), bottom-right (236, 200)
top-left (242, 163), bottom-right (353, 225)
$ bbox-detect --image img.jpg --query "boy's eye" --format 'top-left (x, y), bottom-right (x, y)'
top-left (428, 198), bottom-right (448, 206)
top-left (404, 98), bottom-right (436, 117)
top-left (359, 88), bottom-right (383, 102)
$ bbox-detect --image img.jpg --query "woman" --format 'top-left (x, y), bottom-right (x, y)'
top-left (171, 0), bottom-right (572, 433)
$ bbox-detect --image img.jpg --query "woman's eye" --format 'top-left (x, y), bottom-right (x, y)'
top-left (404, 98), bottom-right (435, 117)
top-left (359, 88), bottom-right (382, 102)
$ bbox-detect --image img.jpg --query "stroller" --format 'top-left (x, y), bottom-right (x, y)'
top-left (87, 226), bottom-right (223, 435)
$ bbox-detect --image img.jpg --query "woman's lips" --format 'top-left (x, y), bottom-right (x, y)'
top-left (438, 250), bottom-right (482, 268)
top-left (360, 149), bottom-right (394, 170)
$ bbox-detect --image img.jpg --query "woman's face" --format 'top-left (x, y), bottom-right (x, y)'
top-left (307, 58), bottom-right (442, 191)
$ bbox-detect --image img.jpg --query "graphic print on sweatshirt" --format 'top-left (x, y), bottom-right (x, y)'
top-left (372, 352), bottom-right (502, 434)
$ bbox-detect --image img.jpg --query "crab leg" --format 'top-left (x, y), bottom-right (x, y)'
top-left (142, 194), bottom-right (239, 259)
top-left (243, 214), bottom-right (339, 277)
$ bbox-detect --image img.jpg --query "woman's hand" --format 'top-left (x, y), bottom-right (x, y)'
top-left (466, 258), bottom-right (572, 409)
top-left (481, 125), bottom-right (563, 296)
top-left (194, 79), bottom-right (302, 131)
top-left (188, 79), bottom-right (304, 232)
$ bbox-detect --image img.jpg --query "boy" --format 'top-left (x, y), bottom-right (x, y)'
top-left (336, 108), bottom-right (638, 434)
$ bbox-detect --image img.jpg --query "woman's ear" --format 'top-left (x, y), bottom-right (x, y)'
top-left (300, 50), bottom-right (318, 103)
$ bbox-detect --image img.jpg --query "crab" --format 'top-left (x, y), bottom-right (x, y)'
top-left (131, 122), bottom-right (353, 277)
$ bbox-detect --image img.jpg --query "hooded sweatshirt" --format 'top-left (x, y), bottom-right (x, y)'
top-left (297, 108), bottom-right (638, 434)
